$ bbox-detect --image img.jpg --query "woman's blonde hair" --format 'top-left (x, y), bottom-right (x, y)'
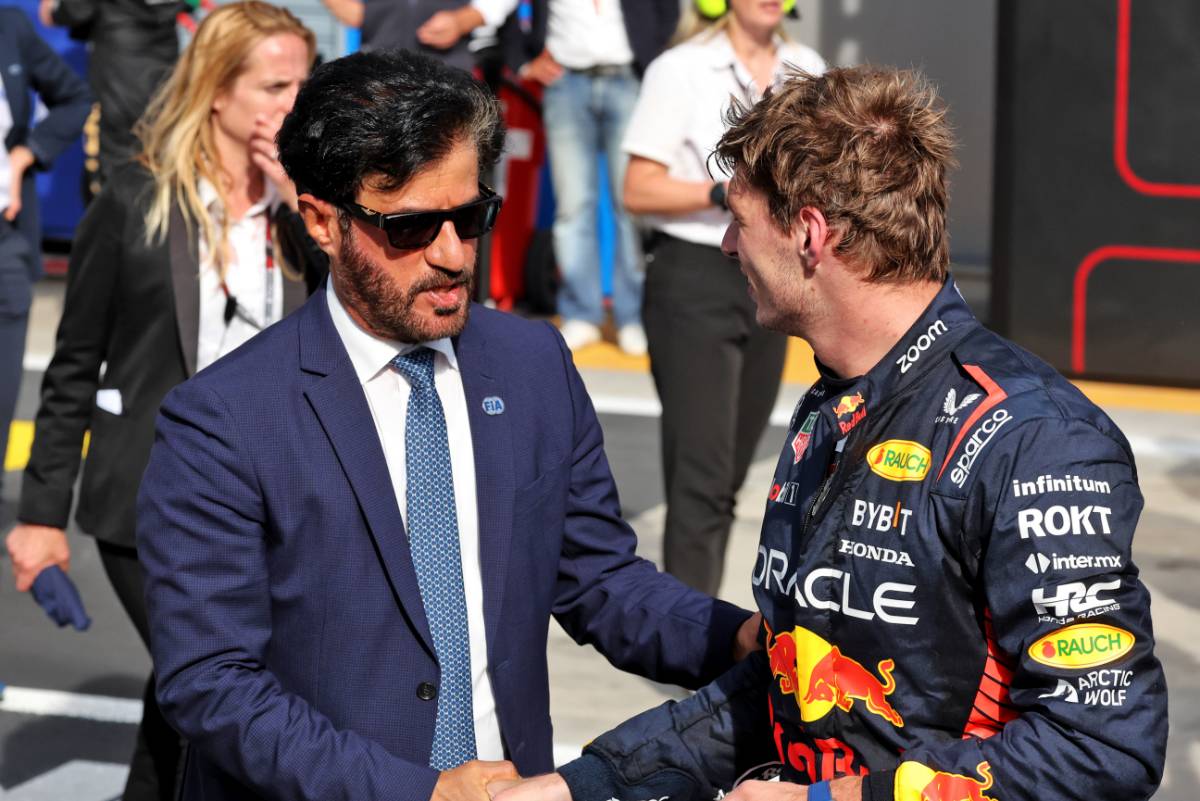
top-left (671, 5), bottom-right (790, 48)
top-left (136, 1), bottom-right (315, 278)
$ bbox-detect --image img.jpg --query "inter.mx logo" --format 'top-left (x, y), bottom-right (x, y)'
top-left (1032, 578), bottom-right (1121, 621)
top-left (1025, 552), bottom-right (1122, 574)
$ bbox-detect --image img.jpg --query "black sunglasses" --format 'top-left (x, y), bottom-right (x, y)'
top-left (340, 184), bottom-right (503, 250)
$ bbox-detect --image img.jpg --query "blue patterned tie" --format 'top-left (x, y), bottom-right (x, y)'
top-left (391, 348), bottom-right (477, 770)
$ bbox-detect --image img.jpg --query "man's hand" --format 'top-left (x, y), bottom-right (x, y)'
top-left (488, 772), bottom-right (571, 801)
top-left (249, 114), bottom-right (298, 212)
top-left (6, 524), bottom-right (70, 592)
top-left (728, 777), bottom-right (861, 801)
top-left (733, 611), bottom-right (764, 661)
top-left (434, 760), bottom-right (520, 801)
top-left (4, 145), bottom-right (37, 221)
top-left (417, 7), bottom-right (484, 50)
top-left (519, 49), bottom-right (564, 87)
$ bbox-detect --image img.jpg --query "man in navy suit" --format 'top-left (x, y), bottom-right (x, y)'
top-left (0, 9), bottom-right (90, 509)
top-left (136, 49), bottom-right (758, 801)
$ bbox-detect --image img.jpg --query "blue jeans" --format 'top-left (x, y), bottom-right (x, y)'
top-left (542, 66), bottom-right (643, 327)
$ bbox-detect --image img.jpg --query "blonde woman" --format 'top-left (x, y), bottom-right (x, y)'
top-left (620, 0), bottom-right (825, 596)
top-left (5, 4), bottom-right (321, 798)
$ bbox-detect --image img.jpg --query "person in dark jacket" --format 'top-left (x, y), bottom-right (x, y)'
top-left (0, 8), bottom-right (91, 514)
top-left (490, 65), bottom-right (1167, 801)
top-left (39, 0), bottom-right (186, 188)
top-left (5, 4), bottom-right (325, 799)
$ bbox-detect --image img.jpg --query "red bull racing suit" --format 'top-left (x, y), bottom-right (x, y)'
top-left (557, 279), bottom-right (1167, 801)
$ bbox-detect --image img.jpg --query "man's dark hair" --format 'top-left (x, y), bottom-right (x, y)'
top-left (278, 49), bottom-right (504, 204)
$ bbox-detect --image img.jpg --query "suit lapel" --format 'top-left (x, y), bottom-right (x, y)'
top-left (299, 294), bottom-right (436, 657)
top-left (454, 313), bottom-right (515, 649)
top-left (168, 205), bottom-right (200, 377)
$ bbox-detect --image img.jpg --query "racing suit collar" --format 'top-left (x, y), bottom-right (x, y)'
top-left (813, 277), bottom-right (979, 437)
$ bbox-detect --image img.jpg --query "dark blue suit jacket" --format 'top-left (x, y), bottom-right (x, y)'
top-left (137, 290), bottom-right (750, 801)
top-left (0, 8), bottom-right (91, 281)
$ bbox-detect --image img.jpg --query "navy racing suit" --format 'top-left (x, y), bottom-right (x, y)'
top-left (558, 278), bottom-right (1167, 801)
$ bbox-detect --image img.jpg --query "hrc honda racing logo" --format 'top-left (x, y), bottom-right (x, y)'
top-left (950, 408), bottom-right (1012, 487)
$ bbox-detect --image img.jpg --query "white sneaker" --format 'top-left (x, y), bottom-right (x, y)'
top-left (617, 323), bottom-right (648, 357)
top-left (559, 319), bottom-right (602, 351)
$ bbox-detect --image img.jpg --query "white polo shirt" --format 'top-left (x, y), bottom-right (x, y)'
top-left (622, 31), bottom-right (826, 248)
top-left (546, 0), bottom-right (633, 70)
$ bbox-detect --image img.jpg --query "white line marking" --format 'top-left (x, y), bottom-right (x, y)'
top-left (0, 687), bottom-right (142, 725)
top-left (21, 354), bottom-right (50, 373)
top-left (553, 744), bottom-right (582, 767)
top-left (1127, 435), bottom-right (1200, 461)
top-left (592, 395), bottom-right (796, 428)
top-left (1, 760), bottom-right (127, 800)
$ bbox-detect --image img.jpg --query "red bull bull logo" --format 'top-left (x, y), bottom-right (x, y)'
top-left (764, 622), bottom-right (904, 728)
top-left (895, 761), bottom-right (997, 801)
top-left (832, 392), bottom-right (865, 418)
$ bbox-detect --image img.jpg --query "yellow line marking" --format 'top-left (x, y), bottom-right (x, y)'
top-left (5, 421), bottom-right (89, 473)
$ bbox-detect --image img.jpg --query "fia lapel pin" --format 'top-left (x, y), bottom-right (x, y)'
top-left (482, 396), bottom-right (505, 416)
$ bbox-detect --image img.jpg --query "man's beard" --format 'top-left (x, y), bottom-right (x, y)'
top-left (335, 231), bottom-right (474, 343)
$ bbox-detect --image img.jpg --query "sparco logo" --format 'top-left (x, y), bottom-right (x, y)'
top-left (895, 319), bottom-right (947, 374)
top-left (950, 409), bottom-right (1012, 487)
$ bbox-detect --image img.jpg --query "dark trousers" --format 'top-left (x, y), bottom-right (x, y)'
top-left (643, 234), bottom-right (787, 595)
top-left (97, 541), bottom-right (184, 801)
top-left (0, 221), bottom-right (33, 499)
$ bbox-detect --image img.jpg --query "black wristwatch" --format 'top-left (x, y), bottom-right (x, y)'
top-left (709, 181), bottom-right (728, 210)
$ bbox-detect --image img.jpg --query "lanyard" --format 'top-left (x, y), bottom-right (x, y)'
top-left (221, 212), bottom-right (275, 330)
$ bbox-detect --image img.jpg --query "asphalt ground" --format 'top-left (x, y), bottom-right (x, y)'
top-left (1, 281), bottom-right (1198, 799)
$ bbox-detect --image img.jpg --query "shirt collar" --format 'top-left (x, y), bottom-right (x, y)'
top-left (325, 279), bottom-right (458, 385)
top-left (197, 176), bottom-right (279, 220)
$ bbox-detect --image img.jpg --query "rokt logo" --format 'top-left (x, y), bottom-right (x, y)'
top-left (867, 440), bottom-right (931, 482)
top-left (1028, 623), bottom-right (1135, 669)
top-left (1018, 505), bottom-right (1113, 539)
top-left (764, 622), bottom-right (904, 727)
top-left (895, 319), bottom-right (948, 374)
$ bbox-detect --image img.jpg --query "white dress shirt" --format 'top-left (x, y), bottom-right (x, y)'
top-left (471, 0), bottom-right (519, 28)
top-left (0, 81), bottom-right (13, 213)
top-left (196, 179), bottom-right (285, 372)
top-left (325, 280), bottom-right (504, 761)
top-left (622, 31), bottom-right (827, 247)
top-left (546, 0), bottom-right (634, 69)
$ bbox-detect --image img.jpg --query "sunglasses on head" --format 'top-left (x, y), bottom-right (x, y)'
top-left (339, 183), bottom-right (502, 250)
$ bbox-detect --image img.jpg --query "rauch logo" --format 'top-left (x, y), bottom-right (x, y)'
top-left (1028, 623), bottom-right (1134, 669)
top-left (867, 440), bottom-right (931, 482)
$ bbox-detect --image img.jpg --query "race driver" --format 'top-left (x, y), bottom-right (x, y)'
top-left (490, 65), bottom-right (1168, 801)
